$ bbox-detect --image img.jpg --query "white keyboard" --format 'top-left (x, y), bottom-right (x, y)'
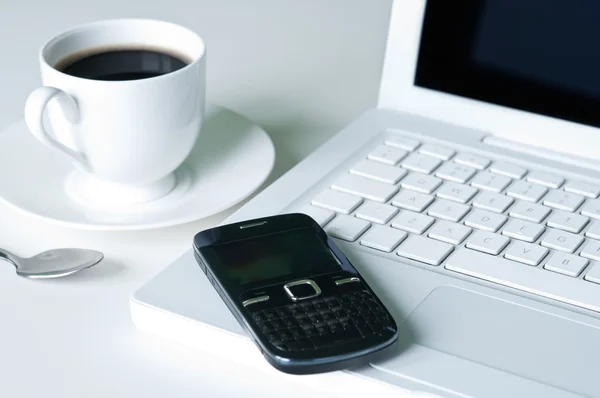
top-left (300, 135), bottom-right (600, 313)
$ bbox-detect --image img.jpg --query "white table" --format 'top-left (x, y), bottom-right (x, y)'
top-left (0, 1), bottom-right (392, 396)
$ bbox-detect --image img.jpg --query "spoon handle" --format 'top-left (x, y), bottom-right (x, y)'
top-left (0, 248), bottom-right (19, 268)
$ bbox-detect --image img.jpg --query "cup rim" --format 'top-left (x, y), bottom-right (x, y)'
top-left (39, 18), bottom-right (206, 85)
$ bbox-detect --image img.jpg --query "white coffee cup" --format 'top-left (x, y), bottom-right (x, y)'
top-left (24, 19), bottom-right (206, 206)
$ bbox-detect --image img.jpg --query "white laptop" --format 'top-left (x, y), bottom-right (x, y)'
top-left (131, 1), bottom-right (600, 397)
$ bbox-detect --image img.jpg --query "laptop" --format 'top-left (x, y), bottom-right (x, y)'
top-left (132, 1), bottom-right (600, 397)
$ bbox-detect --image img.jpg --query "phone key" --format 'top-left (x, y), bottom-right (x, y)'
top-left (265, 332), bottom-right (280, 341)
top-left (502, 219), bottom-right (546, 243)
top-left (541, 229), bottom-right (584, 253)
top-left (282, 318), bottom-right (298, 328)
top-left (427, 199), bottom-right (471, 222)
top-left (289, 305), bottom-right (303, 317)
top-left (355, 201), bottom-right (398, 224)
top-left (286, 341), bottom-right (301, 351)
top-left (279, 330), bottom-right (294, 340)
top-left (564, 181), bottom-right (600, 199)
top-left (396, 235), bottom-right (454, 266)
top-left (270, 319), bottom-right (284, 330)
top-left (322, 313), bottom-right (336, 324)
top-left (350, 159), bottom-right (407, 184)
top-left (504, 242), bottom-right (548, 266)
top-left (546, 211), bottom-right (589, 234)
top-left (259, 322), bottom-right (275, 333)
top-left (290, 329), bottom-right (306, 339)
top-left (299, 205), bottom-right (335, 227)
top-left (391, 210), bottom-right (435, 235)
top-left (368, 145), bottom-right (408, 165)
top-left (434, 162), bottom-right (477, 184)
top-left (543, 190), bottom-right (585, 212)
top-left (315, 302), bottom-right (329, 312)
top-left (360, 225), bottom-right (407, 253)
top-left (490, 162), bottom-right (527, 179)
top-left (464, 209), bottom-right (507, 232)
top-left (472, 191), bottom-right (514, 214)
top-left (310, 315), bottom-right (325, 325)
top-left (392, 189), bottom-right (434, 212)
top-left (581, 199), bottom-right (600, 220)
top-left (385, 135), bottom-right (421, 151)
top-left (400, 172), bottom-right (442, 194)
top-left (466, 230), bottom-right (510, 255)
top-left (506, 180), bottom-right (548, 202)
top-left (252, 313), bottom-right (266, 322)
top-left (296, 338), bottom-right (314, 350)
top-left (526, 171), bottom-right (565, 189)
top-left (304, 327), bottom-right (318, 336)
top-left (419, 144), bottom-right (455, 161)
top-left (401, 153), bottom-right (442, 174)
top-left (332, 174), bottom-right (398, 203)
top-left (471, 171), bottom-right (512, 193)
top-left (340, 319), bottom-right (353, 329)
top-left (453, 153), bottom-right (491, 170)
top-left (329, 323), bottom-right (342, 334)
top-left (315, 325), bottom-right (329, 335)
top-left (325, 215), bottom-right (370, 242)
top-left (312, 189), bottom-right (362, 215)
top-left (298, 318), bottom-right (312, 328)
top-left (509, 200), bottom-right (551, 223)
top-left (333, 309), bottom-right (347, 318)
top-left (276, 308), bottom-right (292, 318)
top-left (436, 182), bottom-right (478, 204)
top-left (263, 309), bottom-right (278, 320)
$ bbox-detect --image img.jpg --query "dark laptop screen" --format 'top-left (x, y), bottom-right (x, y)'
top-left (416, 0), bottom-right (600, 128)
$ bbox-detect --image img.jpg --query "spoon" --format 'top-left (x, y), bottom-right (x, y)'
top-left (0, 247), bottom-right (104, 278)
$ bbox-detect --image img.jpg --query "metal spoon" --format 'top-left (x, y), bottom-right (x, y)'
top-left (0, 247), bottom-right (104, 278)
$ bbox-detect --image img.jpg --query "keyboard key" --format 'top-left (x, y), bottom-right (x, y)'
top-left (325, 215), bottom-right (370, 242)
top-left (391, 210), bottom-right (435, 234)
top-left (400, 153), bottom-right (442, 174)
top-left (541, 229), bottom-right (584, 253)
top-left (418, 144), bottom-right (455, 161)
top-left (586, 221), bottom-right (600, 240)
top-left (502, 219), bottom-right (546, 243)
top-left (368, 145), bottom-right (407, 165)
top-left (490, 162), bottom-right (527, 179)
top-left (509, 200), bottom-right (551, 223)
top-left (332, 174), bottom-right (398, 203)
top-left (581, 199), bottom-right (600, 220)
top-left (427, 199), bottom-right (470, 222)
top-left (396, 235), bottom-right (454, 266)
top-left (355, 201), bottom-right (398, 224)
top-left (400, 172), bottom-right (442, 194)
top-left (436, 182), bottom-right (478, 204)
top-left (470, 171), bottom-right (512, 193)
top-left (350, 159), bottom-right (407, 184)
top-left (299, 205), bottom-right (335, 227)
top-left (312, 190), bottom-right (362, 214)
top-left (391, 189), bottom-right (434, 212)
top-left (584, 262), bottom-right (600, 284)
top-left (472, 191), bottom-right (514, 214)
top-left (526, 171), bottom-right (565, 189)
top-left (546, 210), bottom-right (589, 234)
top-left (564, 181), bottom-right (600, 199)
top-left (428, 220), bottom-right (472, 244)
top-left (506, 180), bottom-right (547, 202)
top-left (580, 240), bottom-right (600, 261)
top-left (504, 241), bottom-right (548, 266)
top-left (464, 209), bottom-right (507, 232)
top-left (466, 230), bottom-right (509, 255)
top-left (434, 162), bottom-right (477, 184)
top-left (360, 225), bottom-right (407, 252)
top-left (543, 190), bottom-right (585, 212)
top-left (446, 248), bottom-right (600, 313)
top-left (385, 135), bottom-right (420, 151)
top-left (544, 252), bottom-right (588, 277)
top-left (453, 153), bottom-right (490, 170)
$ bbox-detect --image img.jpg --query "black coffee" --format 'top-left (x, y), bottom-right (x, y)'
top-left (55, 47), bottom-right (189, 81)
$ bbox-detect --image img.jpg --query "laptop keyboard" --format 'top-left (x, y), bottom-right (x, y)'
top-left (300, 135), bottom-right (600, 313)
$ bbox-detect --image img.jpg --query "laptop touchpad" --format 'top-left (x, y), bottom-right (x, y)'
top-left (379, 286), bottom-right (600, 397)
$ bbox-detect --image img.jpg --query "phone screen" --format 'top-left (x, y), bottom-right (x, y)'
top-left (201, 227), bottom-right (340, 289)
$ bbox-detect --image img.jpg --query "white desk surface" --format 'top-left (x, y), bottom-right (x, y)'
top-left (0, 1), bottom-right (392, 396)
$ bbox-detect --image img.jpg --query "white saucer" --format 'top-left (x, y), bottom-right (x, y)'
top-left (0, 105), bottom-right (275, 231)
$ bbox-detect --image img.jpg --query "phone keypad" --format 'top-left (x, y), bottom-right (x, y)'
top-left (252, 290), bottom-right (394, 352)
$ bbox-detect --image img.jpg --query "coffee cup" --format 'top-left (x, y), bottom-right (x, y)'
top-left (24, 19), bottom-right (206, 206)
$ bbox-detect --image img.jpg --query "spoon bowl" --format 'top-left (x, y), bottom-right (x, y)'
top-left (0, 248), bottom-right (104, 278)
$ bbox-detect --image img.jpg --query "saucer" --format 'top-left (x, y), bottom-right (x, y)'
top-left (0, 104), bottom-right (275, 230)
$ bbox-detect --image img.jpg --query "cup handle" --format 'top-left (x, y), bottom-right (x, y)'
top-left (24, 87), bottom-right (91, 171)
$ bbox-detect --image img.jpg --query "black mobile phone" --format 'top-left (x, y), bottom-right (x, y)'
top-left (193, 213), bottom-right (398, 375)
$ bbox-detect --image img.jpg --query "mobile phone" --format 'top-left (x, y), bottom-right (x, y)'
top-left (193, 213), bottom-right (398, 374)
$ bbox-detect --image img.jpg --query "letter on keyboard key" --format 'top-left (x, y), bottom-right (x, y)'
top-left (504, 242), bottom-right (548, 266)
top-left (428, 220), bottom-right (472, 244)
top-left (509, 200), bottom-right (551, 223)
top-left (564, 181), bottom-right (600, 199)
top-left (436, 182), bottom-right (478, 204)
top-left (299, 205), bottom-right (335, 227)
top-left (526, 171), bottom-right (564, 189)
top-left (332, 174), bottom-right (398, 203)
top-left (368, 145), bottom-right (407, 165)
top-left (453, 153), bottom-right (490, 170)
top-left (506, 180), bottom-right (547, 202)
top-left (466, 230), bottom-right (509, 255)
top-left (490, 162), bottom-right (527, 179)
top-left (360, 225), bottom-right (407, 252)
top-left (541, 229), bottom-right (584, 253)
top-left (502, 219), bottom-right (545, 242)
top-left (350, 159), bottom-right (407, 184)
top-left (546, 210), bottom-right (589, 234)
top-left (580, 240), bottom-right (600, 261)
top-left (472, 191), bottom-right (514, 213)
top-left (581, 199), bottom-right (600, 220)
top-left (325, 215), bottom-right (370, 242)
top-left (355, 201), bottom-right (398, 224)
top-left (464, 209), bottom-right (507, 232)
top-left (384, 135), bottom-right (420, 151)
top-left (445, 249), bottom-right (600, 312)
top-left (434, 162), bottom-right (477, 184)
top-left (543, 190), bottom-right (585, 212)
top-left (544, 252), bottom-right (588, 277)
top-left (397, 235), bottom-right (454, 266)
top-left (400, 172), bottom-right (442, 194)
top-left (418, 144), bottom-right (455, 161)
top-left (586, 221), bottom-right (600, 240)
top-left (401, 153), bottom-right (442, 174)
top-left (391, 190), bottom-right (434, 212)
top-left (427, 199), bottom-right (470, 222)
top-left (312, 190), bottom-right (362, 214)
top-left (470, 171), bottom-right (512, 193)
top-left (391, 210), bottom-right (434, 234)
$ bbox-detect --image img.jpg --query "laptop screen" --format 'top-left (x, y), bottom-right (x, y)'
top-left (416, 0), bottom-right (600, 128)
